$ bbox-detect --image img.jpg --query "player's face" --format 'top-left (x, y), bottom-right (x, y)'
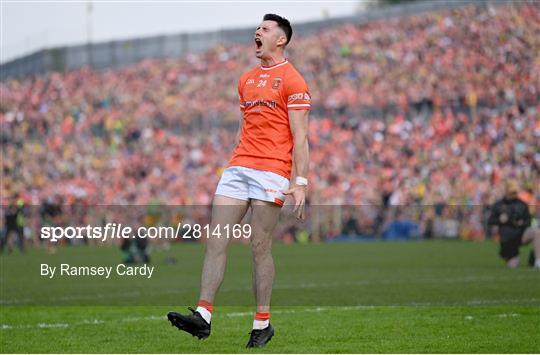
top-left (254, 20), bottom-right (285, 59)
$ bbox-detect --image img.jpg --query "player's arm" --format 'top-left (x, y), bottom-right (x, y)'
top-left (284, 109), bottom-right (309, 220)
top-left (289, 109), bottom-right (309, 182)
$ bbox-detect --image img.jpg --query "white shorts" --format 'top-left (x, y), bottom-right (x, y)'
top-left (215, 166), bottom-right (289, 206)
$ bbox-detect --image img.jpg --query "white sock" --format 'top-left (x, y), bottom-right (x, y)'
top-left (534, 259), bottom-right (540, 268)
top-left (196, 306), bottom-right (212, 324)
top-left (253, 319), bottom-right (269, 330)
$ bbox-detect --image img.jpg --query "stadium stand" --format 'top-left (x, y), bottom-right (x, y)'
top-left (1, 2), bottom-right (538, 243)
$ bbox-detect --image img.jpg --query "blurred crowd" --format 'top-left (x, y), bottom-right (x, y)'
top-left (1, 2), bottom-right (538, 244)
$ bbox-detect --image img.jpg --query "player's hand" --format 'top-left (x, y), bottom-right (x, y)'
top-left (283, 185), bottom-right (306, 220)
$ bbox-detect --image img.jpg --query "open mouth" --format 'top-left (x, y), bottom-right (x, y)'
top-left (254, 38), bottom-right (263, 50)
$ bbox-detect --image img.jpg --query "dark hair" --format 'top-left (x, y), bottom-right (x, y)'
top-left (263, 14), bottom-right (292, 45)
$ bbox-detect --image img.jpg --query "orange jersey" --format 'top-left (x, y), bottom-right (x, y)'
top-left (228, 60), bottom-right (311, 178)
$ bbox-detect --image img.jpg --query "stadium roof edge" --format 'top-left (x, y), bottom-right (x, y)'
top-left (0, 0), bottom-right (514, 80)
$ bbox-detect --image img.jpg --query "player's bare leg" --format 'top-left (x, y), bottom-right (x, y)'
top-left (168, 194), bottom-right (249, 338)
top-left (199, 194), bottom-right (250, 302)
top-left (246, 199), bottom-right (281, 347)
top-left (250, 199), bottom-right (281, 311)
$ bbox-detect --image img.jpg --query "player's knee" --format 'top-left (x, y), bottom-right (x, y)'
top-left (205, 240), bottom-right (228, 257)
top-left (251, 238), bottom-right (272, 259)
top-left (251, 219), bottom-right (276, 238)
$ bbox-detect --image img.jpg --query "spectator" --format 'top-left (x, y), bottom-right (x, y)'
top-left (0, 2), bottom-right (538, 242)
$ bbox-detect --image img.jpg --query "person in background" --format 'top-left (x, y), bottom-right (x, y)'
top-left (488, 180), bottom-right (540, 269)
top-left (1, 196), bottom-right (26, 254)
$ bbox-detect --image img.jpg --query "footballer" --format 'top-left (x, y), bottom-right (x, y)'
top-left (167, 14), bottom-right (310, 348)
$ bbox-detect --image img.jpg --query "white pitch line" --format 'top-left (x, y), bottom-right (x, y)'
top-left (0, 302), bottom-right (534, 330)
top-left (269, 274), bottom-right (538, 290)
top-left (37, 323), bottom-right (69, 328)
top-left (497, 313), bottom-right (519, 318)
top-left (1, 274), bottom-right (536, 305)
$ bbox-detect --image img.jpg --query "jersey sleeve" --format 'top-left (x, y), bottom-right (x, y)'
top-left (284, 72), bottom-right (311, 111)
top-left (238, 76), bottom-right (246, 112)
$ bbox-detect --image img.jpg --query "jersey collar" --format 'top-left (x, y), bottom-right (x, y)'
top-left (260, 60), bottom-right (288, 70)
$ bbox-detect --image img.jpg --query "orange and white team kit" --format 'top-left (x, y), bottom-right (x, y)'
top-left (216, 60), bottom-right (311, 206)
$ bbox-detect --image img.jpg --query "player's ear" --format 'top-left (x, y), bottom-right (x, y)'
top-left (276, 33), bottom-right (287, 47)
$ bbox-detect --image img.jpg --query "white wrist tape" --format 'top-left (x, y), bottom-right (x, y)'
top-left (295, 176), bottom-right (308, 186)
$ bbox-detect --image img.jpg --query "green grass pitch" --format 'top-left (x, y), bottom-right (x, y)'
top-left (1, 241), bottom-right (539, 353)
